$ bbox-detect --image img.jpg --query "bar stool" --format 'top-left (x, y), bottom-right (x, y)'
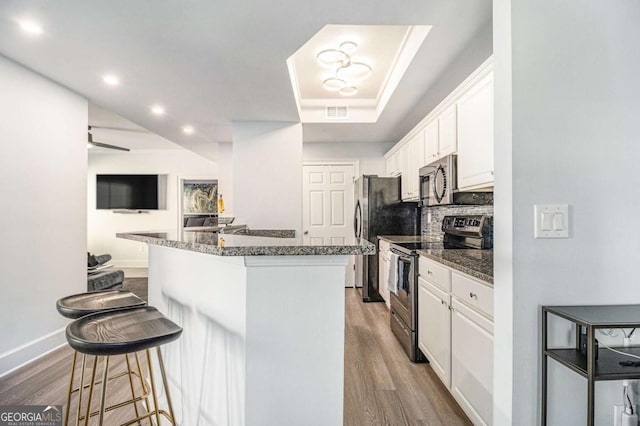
top-left (66, 306), bottom-right (183, 425)
top-left (56, 290), bottom-right (147, 425)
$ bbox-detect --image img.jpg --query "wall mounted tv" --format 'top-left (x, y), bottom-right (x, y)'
top-left (97, 174), bottom-right (159, 210)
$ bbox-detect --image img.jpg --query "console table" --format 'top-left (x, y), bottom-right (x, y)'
top-left (542, 305), bottom-right (640, 426)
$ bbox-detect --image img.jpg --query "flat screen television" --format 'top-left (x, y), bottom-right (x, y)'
top-left (97, 174), bottom-right (159, 210)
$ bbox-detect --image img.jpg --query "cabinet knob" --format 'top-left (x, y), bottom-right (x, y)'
top-left (469, 292), bottom-right (477, 299)
top-left (304, 231), bottom-right (309, 235)
top-left (427, 270), bottom-right (433, 275)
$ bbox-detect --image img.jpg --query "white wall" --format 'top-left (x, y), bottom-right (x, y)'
top-left (303, 141), bottom-right (392, 176)
top-left (88, 149), bottom-right (218, 267)
top-left (494, 1), bottom-right (640, 424)
top-left (0, 56), bottom-right (87, 375)
top-left (232, 122), bottom-right (303, 233)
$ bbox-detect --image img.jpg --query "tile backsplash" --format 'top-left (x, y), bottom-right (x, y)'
top-left (421, 205), bottom-right (494, 241)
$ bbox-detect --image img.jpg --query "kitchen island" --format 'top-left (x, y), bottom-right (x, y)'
top-left (117, 230), bottom-right (374, 426)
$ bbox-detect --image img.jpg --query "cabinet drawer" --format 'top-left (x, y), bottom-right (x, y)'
top-left (452, 272), bottom-right (493, 319)
top-left (418, 257), bottom-right (451, 292)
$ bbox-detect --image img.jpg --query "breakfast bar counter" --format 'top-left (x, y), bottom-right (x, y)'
top-left (117, 230), bottom-right (374, 426)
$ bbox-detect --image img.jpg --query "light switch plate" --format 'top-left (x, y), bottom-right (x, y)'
top-left (534, 204), bottom-right (569, 238)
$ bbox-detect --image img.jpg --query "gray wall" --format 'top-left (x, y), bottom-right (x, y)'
top-left (494, 0), bottom-right (640, 424)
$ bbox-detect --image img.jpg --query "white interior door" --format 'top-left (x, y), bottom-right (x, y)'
top-left (302, 164), bottom-right (355, 287)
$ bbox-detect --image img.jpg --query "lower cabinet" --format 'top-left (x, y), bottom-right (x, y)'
top-left (417, 277), bottom-right (451, 387)
top-left (417, 254), bottom-right (493, 426)
top-left (451, 298), bottom-right (494, 426)
top-left (378, 240), bottom-right (391, 308)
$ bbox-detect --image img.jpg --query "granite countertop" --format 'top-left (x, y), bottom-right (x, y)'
top-left (378, 235), bottom-right (493, 284)
top-left (117, 229), bottom-right (375, 256)
top-left (417, 248), bottom-right (493, 284)
top-left (378, 235), bottom-right (428, 244)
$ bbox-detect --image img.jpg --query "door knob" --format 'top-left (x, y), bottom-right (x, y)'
top-left (304, 231), bottom-right (309, 235)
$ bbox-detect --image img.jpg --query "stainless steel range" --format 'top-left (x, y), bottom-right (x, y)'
top-left (389, 214), bottom-right (493, 362)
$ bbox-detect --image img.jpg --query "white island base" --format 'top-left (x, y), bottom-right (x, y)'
top-left (147, 244), bottom-right (347, 426)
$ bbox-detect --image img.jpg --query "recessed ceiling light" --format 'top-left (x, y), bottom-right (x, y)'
top-left (151, 105), bottom-right (165, 116)
top-left (102, 74), bottom-right (120, 87)
top-left (182, 125), bottom-right (195, 135)
top-left (18, 19), bottom-right (43, 35)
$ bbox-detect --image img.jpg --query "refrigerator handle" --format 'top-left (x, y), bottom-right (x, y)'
top-left (354, 200), bottom-right (362, 238)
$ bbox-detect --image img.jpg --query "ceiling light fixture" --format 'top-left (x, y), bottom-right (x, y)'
top-left (102, 74), bottom-right (120, 86)
top-left (317, 41), bottom-right (371, 97)
top-left (182, 125), bottom-right (195, 135)
top-left (18, 19), bottom-right (43, 35)
top-left (322, 77), bottom-right (346, 92)
top-left (151, 105), bottom-right (165, 116)
top-left (339, 86), bottom-right (358, 97)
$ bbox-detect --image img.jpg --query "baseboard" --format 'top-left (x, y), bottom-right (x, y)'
top-left (0, 328), bottom-right (66, 378)
top-left (113, 259), bottom-right (148, 268)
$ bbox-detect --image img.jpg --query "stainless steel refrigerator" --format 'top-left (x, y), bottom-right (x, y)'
top-left (354, 175), bottom-right (421, 302)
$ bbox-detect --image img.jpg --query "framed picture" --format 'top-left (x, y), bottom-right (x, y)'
top-left (182, 180), bottom-right (218, 214)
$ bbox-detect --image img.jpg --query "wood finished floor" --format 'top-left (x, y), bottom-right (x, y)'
top-left (0, 278), bottom-right (470, 425)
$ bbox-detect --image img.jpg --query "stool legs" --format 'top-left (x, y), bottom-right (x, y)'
top-left (146, 349), bottom-right (162, 425)
top-left (134, 352), bottom-right (151, 417)
top-left (64, 351), bottom-right (78, 426)
top-left (75, 354), bottom-right (87, 426)
top-left (156, 346), bottom-right (177, 424)
top-left (98, 356), bottom-right (110, 426)
top-left (84, 356), bottom-right (99, 426)
top-left (124, 354), bottom-right (142, 425)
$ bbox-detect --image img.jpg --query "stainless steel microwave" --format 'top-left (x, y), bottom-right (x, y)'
top-left (419, 154), bottom-right (457, 206)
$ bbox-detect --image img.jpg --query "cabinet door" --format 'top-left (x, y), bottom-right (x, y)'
top-left (451, 299), bottom-right (493, 426)
top-left (378, 243), bottom-right (390, 308)
top-left (401, 143), bottom-right (413, 200)
top-left (412, 132), bottom-right (425, 197)
top-left (418, 277), bottom-right (451, 388)
top-left (439, 104), bottom-right (457, 157)
top-left (385, 157), bottom-right (393, 177)
top-left (424, 119), bottom-right (439, 163)
top-left (457, 72), bottom-right (494, 190)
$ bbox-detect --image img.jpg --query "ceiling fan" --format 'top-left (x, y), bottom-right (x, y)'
top-left (87, 125), bottom-right (148, 151)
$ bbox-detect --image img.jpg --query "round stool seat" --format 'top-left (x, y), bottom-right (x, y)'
top-left (57, 290), bottom-right (146, 319)
top-left (66, 306), bottom-right (183, 356)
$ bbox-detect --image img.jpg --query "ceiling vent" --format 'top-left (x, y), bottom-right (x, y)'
top-left (326, 106), bottom-right (348, 120)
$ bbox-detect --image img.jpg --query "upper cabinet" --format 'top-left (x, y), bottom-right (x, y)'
top-left (438, 103), bottom-right (458, 158)
top-left (385, 56), bottom-right (494, 192)
top-left (424, 119), bottom-right (439, 163)
top-left (457, 71), bottom-right (494, 191)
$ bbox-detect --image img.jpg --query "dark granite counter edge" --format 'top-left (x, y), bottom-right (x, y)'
top-left (117, 232), bottom-right (376, 257)
top-left (417, 250), bottom-right (494, 285)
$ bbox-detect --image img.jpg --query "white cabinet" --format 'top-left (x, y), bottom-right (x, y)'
top-left (451, 298), bottom-right (494, 426)
top-left (418, 277), bottom-right (451, 388)
top-left (386, 149), bottom-right (403, 177)
top-left (386, 57), bottom-right (494, 190)
top-left (424, 119), bottom-right (439, 163)
top-left (457, 71), bottom-right (494, 190)
top-left (439, 103), bottom-right (458, 158)
top-left (378, 240), bottom-right (391, 308)
top-left (399, 132), bottom-right (423, 201)
top-left (423, 105), bottom-right (457, 164)
top-left (417, 254), bottom-right (493, 425)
